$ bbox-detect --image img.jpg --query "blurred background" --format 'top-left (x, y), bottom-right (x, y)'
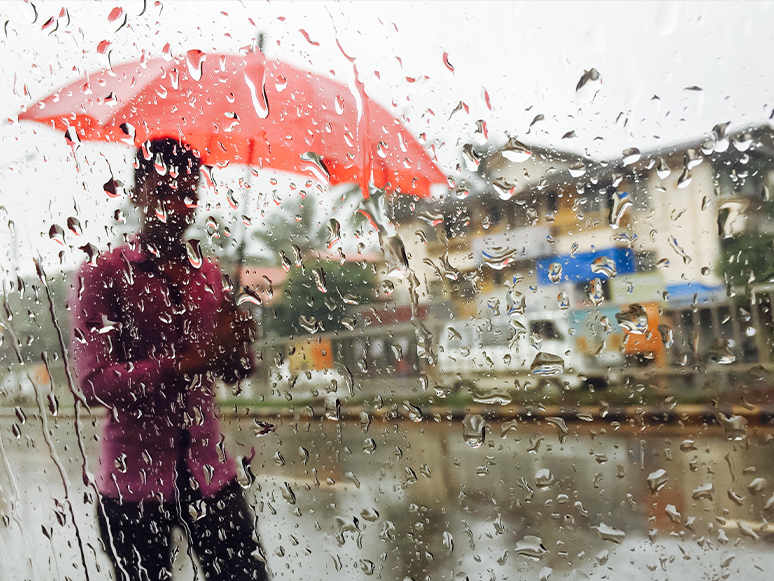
top-left (3, 1), bottom-right (774, 580)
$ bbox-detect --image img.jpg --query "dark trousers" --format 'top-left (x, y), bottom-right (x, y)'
top-left (97, 477), bottom-right (269, 581)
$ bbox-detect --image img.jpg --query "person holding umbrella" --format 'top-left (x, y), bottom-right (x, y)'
top-left (69, 137), bottom-right (270, 581)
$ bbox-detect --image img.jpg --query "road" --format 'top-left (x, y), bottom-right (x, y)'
top-left (1, 406), bottom-right (774, 580)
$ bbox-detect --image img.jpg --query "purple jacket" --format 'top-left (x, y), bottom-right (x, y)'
top-left (69, 240), bottom-right (237, 502)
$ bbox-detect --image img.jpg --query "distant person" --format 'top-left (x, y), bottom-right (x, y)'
top-left (70, 137), bottom-right (269, 580)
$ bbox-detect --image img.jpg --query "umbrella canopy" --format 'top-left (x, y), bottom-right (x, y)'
top-left (18, 50), bottom-right (446, 197)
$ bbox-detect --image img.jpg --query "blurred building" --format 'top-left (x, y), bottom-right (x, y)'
top-left (395, 125), bottom-right (774, 392)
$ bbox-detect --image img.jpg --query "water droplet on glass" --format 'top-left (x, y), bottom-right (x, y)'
top-left (610, 191), bottom-right (632, 229)
top-left (596, 523), bottom-right (625, 544)
top-left (568, 161), bottom-right (586, 178)
top-left (326, 219), bottom-right (341, 249)
top-left (718, 413), bottom-right (747, 440)
top-left (461, 143), bottom-right (481, 171)
top-left (658, 324), bottom-right (674, 348)
top-left (591, 255), bottom-right (617, 278)
top-left (647, 468), bottom-right (669, 493)
top-left (547, 262), bottom-right (562, 284)
top-left (656, 157), bottom-right (671, 179)
top-left (280, 250), bottom-right (292, 272)
top-left (622, 147), bottom-right (641, 165)
top-left (186, 49), bottom-right (205, 81)
top-left (515, 535), bottom-right (548, 560)
top-left (749, 478), bottom-right (767, 495)
top-left (535, 468), bottom-right (554, 489)
top-left (615, 304), bottom-right (649, 334)
top-left (708, 338), bottom-right (736, 364)
top-left (300, 152), bottom-right (330, 183)
top-left (382, 234), bottom-right (410, 278)
top-left (677, 167), bottom-right (692, 188)
top-left (501, 136), bottom-right (532, 162)
top-left (185, 239), bottom-right (203, 269)
top-left (692, 483), bottom-right (714, 501)
top-left (312, 267), bottom-right (327, 293)
top-left (462, 414), bottom-right (485, 448)
top-left (588, 278), bottom-right (605, 306)
top-left (403, 402), bottom-right (423, 422)
top-left (49, 224), bottom-right (65, 245)
top-left (253, 419), bottom-right (276, 436)
top-left (530, 352), bottom-right (565, 376)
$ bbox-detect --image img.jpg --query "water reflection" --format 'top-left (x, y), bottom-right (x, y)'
top-left (3, 413), bottom-right (774, 580)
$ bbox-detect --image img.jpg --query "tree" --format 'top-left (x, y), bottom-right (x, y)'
top-left (262, 259), bottom-right (377, 337)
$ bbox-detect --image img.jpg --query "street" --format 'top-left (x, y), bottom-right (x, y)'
top-left (2, 406), bottom-right (774, 580)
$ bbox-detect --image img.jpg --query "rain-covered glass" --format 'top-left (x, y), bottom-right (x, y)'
top-left (2, 2), bottom-right (774, 580)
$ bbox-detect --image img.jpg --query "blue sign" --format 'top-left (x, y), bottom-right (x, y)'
top-left (537, 247), bottom-right (636, 285)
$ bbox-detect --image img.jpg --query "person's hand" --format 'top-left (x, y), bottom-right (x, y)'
top-left (176, 299), bottom-right (255, 378)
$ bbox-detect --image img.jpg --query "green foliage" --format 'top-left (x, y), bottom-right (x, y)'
top-left (262, 260), bottom-right (377, 337)
top-left (719, 201), bottom-right (774, 287)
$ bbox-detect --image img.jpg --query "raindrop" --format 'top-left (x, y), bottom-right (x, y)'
top-left (119, 121), bottom-right (135, 145)
top-left (647, 469), bottom-right (668, 493)
top-left (530, 352), bottom-right (564, 376)
top-left (363, 438), bottom-right (377, 453)
top-left (658, 324), bottom-right (674, 348)
top-left (443, 531), bottom-right (454, 555)
top-left (185, 239), bottom-right (203, 269)
top-left (591, 255), bottom-right (616, 278)
top-left (461, 144), bottom-right (481, 171)
top-left (186, 49), bottom-right (205, 82)
top-left (507, 287), bottom-right (526, 316)
top-left (668, 236), bottom-right (692, 264)
top-left (226, 189), bottom-right (238, 210)
top-left (692, 483), bottom-right (714, 501)
top-left (382, 234), bottom-right (410, 278)
top-left (49, 224), bottom-right (65, 245)
top-left (493, 176), bottom-right (517, 200)
top-left (403, 402), bottom-right (423, 422)
top-left (615, 304), bottom-right (649, 334)
top-left (677, 167), bottom-right (692, 188)
top-left (280, 251), bottom-right (292, 272)
top-left (324, 397), bottom-right (341, 421)
top-left (708, 338), bottom-right (736, 364)
top-left (154, 153), bottom-right (167, 176)
top-left (515, 535), bottom-right (548, 560)
top-left (595, 523), bottom-right (626, 544)
top-left (547, 262), bottom-right (562, 283)
top-left (656, 157), bottom-right (671, 179)
top-left (312, 267), bottom-right (327, 293)
top-left (535, 468), bottom-right (554, 489)
top-left (501, 137), bottom-right (532, 162)
top-left (108, 7), bottom-right (124, 22)
top-left (462, 414), bottom-right (485, 448)
top-left (442, 51), bottom-right (454, 72)
top-left (622, 147), bottom-right (641, 165)
top-left (609, 191), bottom-right (632, 229)
top-left (326, 219), bottom-right (341, 249)
top-left (749, 478), bottom-right (767, 495)
top-left (712, 121), bottom-right (730, 153)
top-left (253, 420), bottom-right (276, 436)
top-left (588, 278), bottom-right (605, 306)
top-left (281, 482), bottom-right (296, 505)
top-left (576, 68), bottom-right (601, 91)
top-left (568, 162), bottom-right (586, 178)
top-left (300, 152), bottom-right (330, 183)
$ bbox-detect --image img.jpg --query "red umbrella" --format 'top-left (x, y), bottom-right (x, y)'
top-left (18, 50), bottom-right (445, 197)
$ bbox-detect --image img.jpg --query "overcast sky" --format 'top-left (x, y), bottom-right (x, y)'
top-left (0, 0), bottom-right (772, 272)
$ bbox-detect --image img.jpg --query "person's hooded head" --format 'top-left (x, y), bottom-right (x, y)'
top-left (132, 137), bottom-right (201, 256)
